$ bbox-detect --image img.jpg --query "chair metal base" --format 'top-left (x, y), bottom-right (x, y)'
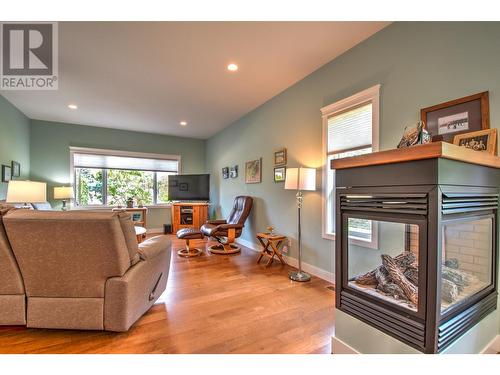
top-left (289, 271), bottom-right (311, 282)
top-left (209, 243), bottom-right (241, 255)
top-left (177, 248), bottom-right (202, 258)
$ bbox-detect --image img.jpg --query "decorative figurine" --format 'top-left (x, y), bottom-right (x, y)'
top-left (266, 226), bottom-right (275, 236)
top-left (126, 197), bottom-right (134, 208)
top-left (397, 121), bottom-right (431, 149)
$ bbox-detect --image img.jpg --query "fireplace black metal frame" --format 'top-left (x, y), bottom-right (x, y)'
top-left (334, 158), bottom-right (499, 353)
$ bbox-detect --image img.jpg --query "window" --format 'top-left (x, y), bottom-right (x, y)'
top-left (321, 85), bottom-right (380, 247)
top-left (71, 147), bottom-right (180, 206)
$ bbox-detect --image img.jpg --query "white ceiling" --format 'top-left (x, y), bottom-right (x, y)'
top-left (1, 22), bottom-right (389, 139)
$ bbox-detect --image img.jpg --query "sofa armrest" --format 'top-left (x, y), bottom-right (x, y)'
top-left (138, 235), bottom-right (170, 260)
top-left (206, 219), bottom-right (227, 225)
top-left (104, 242), bottom-right (171, 332)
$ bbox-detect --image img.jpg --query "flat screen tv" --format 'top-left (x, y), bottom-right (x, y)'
top-left (168, 174), bottom-right (210, 201)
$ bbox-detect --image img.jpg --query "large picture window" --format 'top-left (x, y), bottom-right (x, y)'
top-left (321, 85), bottom-right (380, 247)
top-left (71, 148), bottom-right (180, 206)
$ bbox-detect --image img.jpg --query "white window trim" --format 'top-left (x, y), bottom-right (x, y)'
top-left (69, 146), bottom-right (182, 207)
top-left (320, 84), bottom-right (380, 245)
top-left (348, 221), bottom-right (379, 250)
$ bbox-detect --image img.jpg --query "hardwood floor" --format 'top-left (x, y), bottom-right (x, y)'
top-left (0, 236), bottom-right (335, 354)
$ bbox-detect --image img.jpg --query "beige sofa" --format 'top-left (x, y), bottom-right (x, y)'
top-left (1, 209), bottom-right (171, 331)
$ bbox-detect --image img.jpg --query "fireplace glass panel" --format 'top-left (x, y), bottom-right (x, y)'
top-left (348, 219), bottom-right (419, 312)
top-left (441, 217), bottom-right (493, 312)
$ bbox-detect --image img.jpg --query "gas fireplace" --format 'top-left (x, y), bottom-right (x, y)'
top-left (332, 143), bottom-right (499, 353)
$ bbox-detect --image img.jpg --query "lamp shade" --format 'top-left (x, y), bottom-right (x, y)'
top-left (284, 167), bottom-right (316, 191)
top-left (6, 181), bottom-right (47, 203)
top-left (54, 186), bottom-right (74, 200)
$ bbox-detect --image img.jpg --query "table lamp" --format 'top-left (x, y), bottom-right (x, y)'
top-left (285, 167), bottom-right (316, 282)
top-left (54, 186), bottom-right (74, 211)
top-left (6, 180), bottom-right (47, 209)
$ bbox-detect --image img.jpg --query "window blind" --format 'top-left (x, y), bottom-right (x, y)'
top-left (73, 153), bottom-right (179, 172)
top-left (327, 102), bottom-right (372, 154)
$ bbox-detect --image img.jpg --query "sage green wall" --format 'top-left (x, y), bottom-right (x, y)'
top-left (206, 21), bottom-right (500, 351)
top-left (30, 119), bottom-right (206, 228)
top-left (0, 96), bottom-right (30, 199)
top-left (207, 21), bottom-right (500, 272)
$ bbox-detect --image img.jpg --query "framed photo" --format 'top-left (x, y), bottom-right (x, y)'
top-left (11, 161), bottom-right (20, 178)
top-left (222, 167), bottom-right (229, 179)
top-left (274, 148), bottom-right (287, 166)
top-left (245, 158), bottom-right (262, 184)
top-left (229, 165), bottom-right (238, 178)
top-left (453, 129), bottom-right (497, 155)
top-left (1, 165), bottom-right (11, 182)
top-left (274, 167), bottom-right (286, 182)
top-left (420, 91), bottom-right (489, 142)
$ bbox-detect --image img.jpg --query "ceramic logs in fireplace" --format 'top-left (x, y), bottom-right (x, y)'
top-left (333, 146), bottom-right (499, 353)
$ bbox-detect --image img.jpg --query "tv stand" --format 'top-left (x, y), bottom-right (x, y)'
top-left (172, 202), bottom-right (209, 233)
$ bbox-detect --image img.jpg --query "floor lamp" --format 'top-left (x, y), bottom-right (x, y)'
top-left (285, 167), bottom-right (316, 282)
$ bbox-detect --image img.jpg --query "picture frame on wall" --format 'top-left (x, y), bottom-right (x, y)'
top-left (245, 158), bottom-right (262, 184)
top-left (453, 128), bottom-right (497, 155)
top-left (1, 165), bottom-right (11, 183)
top-left (274, 148), bottom-right (287, 166)
top-left (11, 161), bottom-right (20, 178)
top-left (229, 165), bottom-right (238, 178)
top-left (420, 91), bottom-right (490, 142)
top-left (222, 167), bottom-right (229, 179)
top-left (274, 167), bottom-right (286, 182)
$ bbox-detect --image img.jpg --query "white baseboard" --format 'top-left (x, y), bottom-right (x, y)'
top-left (331, 336), bottom-right (359, 354)
top-left (236, 238), bottom-right (335, 283)
top-left (481, 335), bottom-right (500, 354)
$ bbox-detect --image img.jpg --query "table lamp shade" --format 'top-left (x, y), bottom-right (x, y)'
top-left (284, 167), bottom-right (316, 191)
top-left (54, 186), bottom-right (74, 200)
top-left (6, 181), bottom-right (47, 203)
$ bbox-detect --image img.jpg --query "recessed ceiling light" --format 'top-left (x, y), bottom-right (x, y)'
top-left (68, 104), bottom-right (78, 110)
top-left (180, 121), bottom-right (187, 126)
top-left (227, 63), bottom-right (238, 72)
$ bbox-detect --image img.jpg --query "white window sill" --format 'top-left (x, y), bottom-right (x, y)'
top-left (322, 232), bottom-right (378, 249)
top-left (71, 204), bottom-right (172, 210)
top-left (322, 232), bottom-right (336, 241)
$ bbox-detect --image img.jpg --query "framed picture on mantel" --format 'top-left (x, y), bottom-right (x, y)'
top-left (420, 91), bottom-right (490, 143)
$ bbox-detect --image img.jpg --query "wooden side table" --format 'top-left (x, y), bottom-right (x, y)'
top-left (256, 232), bottom-right (287, 267)
top-left (135, 226), bottom-right (147, 243)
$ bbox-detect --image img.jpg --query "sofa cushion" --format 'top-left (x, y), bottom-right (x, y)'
top-left (138, 235), bottom-right (170, 260)
top-left (117, 212), bottom-right (140, 265)
top-left (3, 210), bottom-right (130, 298)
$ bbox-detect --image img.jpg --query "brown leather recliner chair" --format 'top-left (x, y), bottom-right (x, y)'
top-left (201, 196), bottom-right (253, 254)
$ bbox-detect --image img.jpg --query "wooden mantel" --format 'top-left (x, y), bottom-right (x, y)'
top-left (331, 142), bottom-right (500, 170)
